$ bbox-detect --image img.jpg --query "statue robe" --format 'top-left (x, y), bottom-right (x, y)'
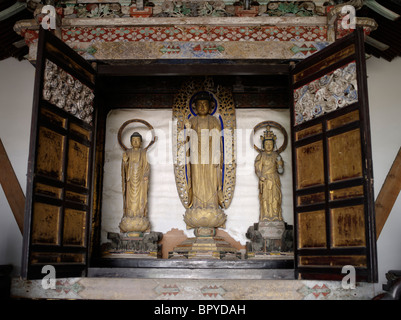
top-left (122, 148), bottom-right (150, 218)
top-left (255, 151), bottom-right (283, 221)
top-left (188, 114), bottom-right (222, 215)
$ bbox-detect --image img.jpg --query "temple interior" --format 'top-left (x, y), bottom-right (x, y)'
top-left (3, 0), bottom-right (401, 301)
top-left (97, 74), bottom-right (294, 259)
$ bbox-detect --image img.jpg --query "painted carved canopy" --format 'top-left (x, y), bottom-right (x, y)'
top-left (14, 0), bottom-right (377, 62)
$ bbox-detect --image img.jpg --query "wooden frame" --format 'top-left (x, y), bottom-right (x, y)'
top-left (21, 29), bottom-right (97, 279)
top-left (290, 28), bottom-right (377, 282)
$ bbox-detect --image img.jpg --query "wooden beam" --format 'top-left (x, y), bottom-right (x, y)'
top-left (375, 147), bottom-right (401, 240)
top-left (365, 0), bottom-right (400, 21)
top-left (0, 2), bottom-right (26, 22)
top-left (97, 63), bottom-right (291, 77)
top-left (365, 36), bottom-right (390, 51)
top-left (0, 139), bottom-right (25, 234)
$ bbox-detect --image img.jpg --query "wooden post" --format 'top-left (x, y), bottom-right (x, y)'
top-left (0, 139), bottom-right (25, 234)
top-left (375, 147), bottom-right (401, 240)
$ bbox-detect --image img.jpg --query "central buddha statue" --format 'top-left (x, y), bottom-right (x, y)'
top-left (184, 92), bottom-right (227, 237)
top-left (170, 87), bottom-right (239, 259)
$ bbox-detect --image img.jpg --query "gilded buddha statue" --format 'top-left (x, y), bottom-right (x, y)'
top-left (246, 124), bottom-right (293, 258)
top-left (170, 88), bottom-right (239, 259)
top-left (255, 126), bottom-right (284, 222)
top-left (183, 92), bottom-right (227, 236)
top-left (104, 124), bottom-right (162, 259)
top-left (119, 132), bottom-right (151, 234)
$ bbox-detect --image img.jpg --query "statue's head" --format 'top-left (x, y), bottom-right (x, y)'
top-left (193, 92), bottom-right (213, 116)
top-left (261, 126), bottom-right (276, 153)
top-left (130, 132), bottom-right (142, 149)
top-left (263, 139), bottom-right (275, 153)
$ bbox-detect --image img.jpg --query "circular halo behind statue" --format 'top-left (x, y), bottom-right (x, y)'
top-left (252, 120), bottom-right (288, 154)
top-left (117, 118), bottom-right (157, 151)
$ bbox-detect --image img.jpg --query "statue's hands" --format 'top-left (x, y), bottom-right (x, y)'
top-left (276, 155), bottom-right (284, 174)
top-left (218, 189), bottom-right (224, 208)
top-left (277, 155), bottom-right (284, 166)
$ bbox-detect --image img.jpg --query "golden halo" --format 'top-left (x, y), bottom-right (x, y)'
top-left (117, 118), bottom-right (157, 151)
top-left (252, 120), bottom-right (288, 154)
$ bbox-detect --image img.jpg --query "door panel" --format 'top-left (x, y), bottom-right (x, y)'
top-left (291, 28), bottom-right (377, 282)
top-left (21, 29), bottom-right (97, 279)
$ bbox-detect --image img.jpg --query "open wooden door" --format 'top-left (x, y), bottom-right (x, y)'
top-left (21, 29), bottom-right (97, 279)
top-left (290, 28), bottom-right (377, 282)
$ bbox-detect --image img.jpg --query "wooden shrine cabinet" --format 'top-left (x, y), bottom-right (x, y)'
top-left (21, 27), bottom-right (377, 282)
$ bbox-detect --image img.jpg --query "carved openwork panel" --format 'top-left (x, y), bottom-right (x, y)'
top-left (294, 61), bottom-right (358, 126)
top-left (43, 60), bottom-right (95, 125)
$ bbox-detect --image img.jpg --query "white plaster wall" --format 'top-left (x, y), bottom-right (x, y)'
top-left (101, 108), bottom-right (292, 245)
top-left (0, 58), bottom-right (35, 275)
top-left (366, 56), bottom-right (401, 293)
top-left (0, 55), bottom-right (400, 295)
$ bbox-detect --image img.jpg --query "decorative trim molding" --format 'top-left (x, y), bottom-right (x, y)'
top-left (11, 277), bottom-right (377, 300)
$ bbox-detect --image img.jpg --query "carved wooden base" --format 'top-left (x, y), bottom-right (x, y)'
top-left (246, 221), bottom-right (294, 259)
top-left (169, 236), bottom-right (241, 260)
top-left (102, 231), bottom-right (163, 259)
